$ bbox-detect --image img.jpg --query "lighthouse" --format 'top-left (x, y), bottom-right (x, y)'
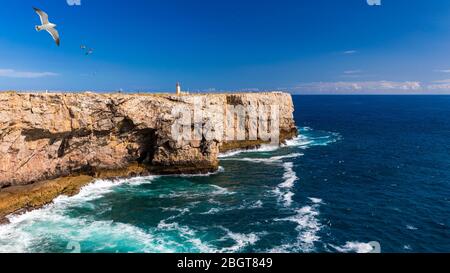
top-left (176, 82), bottom-right (181, 96)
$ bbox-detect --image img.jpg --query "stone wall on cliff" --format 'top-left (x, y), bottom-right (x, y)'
top-left (0, 92), bottom-right (297, 188)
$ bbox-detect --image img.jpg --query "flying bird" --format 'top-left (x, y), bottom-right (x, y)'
top-left (80, 45), bottom-right (94, 55)
top-left (85, 48), bottom-right (94, 55)
top-left (34, 7), bottom-right (60, 46)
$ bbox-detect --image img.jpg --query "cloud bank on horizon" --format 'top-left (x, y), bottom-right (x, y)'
top-left (290, 80), bottom-right (450, 94)
top-left (1, 0), bottom-right (450, 94)
top-left (0, 69), bottom-right (58, 79)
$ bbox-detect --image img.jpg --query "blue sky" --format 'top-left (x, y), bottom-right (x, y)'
top-left (1, 0), bottom-right (450, 93)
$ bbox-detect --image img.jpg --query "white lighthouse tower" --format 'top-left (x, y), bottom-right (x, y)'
top-left (176, 82), bottom-right (181, 96)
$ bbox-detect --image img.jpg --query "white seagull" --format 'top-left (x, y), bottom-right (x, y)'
top-left (33, 7), bottom-right (60, 46)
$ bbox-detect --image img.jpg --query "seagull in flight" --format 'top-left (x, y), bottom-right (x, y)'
top-left (85, 48), bottom-right (94, 55)
top-left (80, 45), bottom-right (94, 56)
top-left (33, 7), bottom-right (60, 46)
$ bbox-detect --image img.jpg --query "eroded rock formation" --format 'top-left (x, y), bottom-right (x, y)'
top-left (0, 92), bottom-right (297, 189)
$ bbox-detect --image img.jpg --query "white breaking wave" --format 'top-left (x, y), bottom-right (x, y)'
top-left (308, 197), bottom-right (323, 204)
top-left (210, 185), bottom-right (236, 195)
top-left (223, 153), bottom-right (303, 164)
top-left (54, 175), bottom-right (158, 205)
top-left (161, 207), bottom-right (191, 213)
top-left (202, 198), bottom-right (266, 215)
top-left (238, 200), bottom-right (263, 210)
top-left (284, 136), bottom-right (314, 148)
top-left (155, 222), bottom-right (261, 253)
top-left (217, 227), bottom-right (262, 253)
top-left (279, 162), bottom-right (298, 189)
top-left (176, 166), bottom-right (225, 177)
top-left (218, 145), bottom-right (280, 158)
top-left (271, 203), bottom-right (322, 253)
top-left (406, 225), bottom-right (418, 230)
top-left (164, 207), bottom-right (192, 221)
top-left (0, 176), bottom-right (161, 253)
top-left (157, 183), bottom-right (234, 199)
top-left (273, 189), bottom-right (295, 207)
top-left (200, 208), bottom-right (223, 215)
top-left (0, 219), bottom-right (35, 253)
top-left (283, 127), bottom-right (341, 149)
top-left (331, 241), bottom-right (376, 253)
top-left (220, 232), bottom-right (260, 253)
top-left (270, 153), bottom-right (304, 161)
top-left (219, 148), bottom-right (305, 209)
top-left (156, 220), bottom-right (215, 253)
top-left (119, 175), bottom-right (160, 186)
top-left (157, 220), bottom-right (196, 236)
top-left (1, 211), bottom-right (178, 253)
top-left (219, 127), bottom-right (340, 160)
top-left (5, 175), bottom-right (157, 216)
top-left (249, 200), bottom-right (263, 209)
top-left (290, 206), bottom-right (321, 248)
top-left (273, 162), bottom-right (299, 207)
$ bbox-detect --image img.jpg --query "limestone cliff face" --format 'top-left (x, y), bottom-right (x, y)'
top-left (0, 92), bottom-right (296, 188)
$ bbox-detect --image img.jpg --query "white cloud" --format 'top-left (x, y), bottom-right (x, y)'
top-left (0, 69), bottom-right (59, 79)
top-left (343, 50), bottom-right (358, 55)
top-left (427, 83), bottom-right (450, 90)
top-left (292, 80), bottom-right (422, 93)
top-left (434, 69), bottom-right (450, 73)
top-left (427, 80), bottom-right (450, 90)
top-left (343, 70), bottom-right (362, 74)
top-left (432, 79), bottom-right (450, 83)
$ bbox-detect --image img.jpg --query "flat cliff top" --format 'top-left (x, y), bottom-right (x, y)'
top-left (0, 91), bottom-right (289, 97)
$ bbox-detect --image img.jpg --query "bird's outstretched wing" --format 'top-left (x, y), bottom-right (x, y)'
top-left (33, 7), bottom-right (49, 24)
top-left (46, 28), bottom-right (60, 46)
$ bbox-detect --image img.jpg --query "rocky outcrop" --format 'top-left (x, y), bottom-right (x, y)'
top-left (0, 92), bottom-right (296, 188)
top-left (0, 92), bottom-right (296, 220)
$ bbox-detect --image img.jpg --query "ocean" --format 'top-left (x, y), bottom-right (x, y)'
top-left (0, 95), bottom-right (449, 253)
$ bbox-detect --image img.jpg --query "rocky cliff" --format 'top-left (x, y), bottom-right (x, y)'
top-left (0, 92), bottom-right (297, 189)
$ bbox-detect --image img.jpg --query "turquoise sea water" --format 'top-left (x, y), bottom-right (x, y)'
top-left (0, 96), bottom-right (449, 253)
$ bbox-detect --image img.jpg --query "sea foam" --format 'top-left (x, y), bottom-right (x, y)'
top-left (271, 201), bottom-right (322, 252)
top-left (331, 241), bottom-right (376, 253)
top-left (218, 145), bottom-right (280, 158)
top-left (0, 176), bottom-right (160, 253)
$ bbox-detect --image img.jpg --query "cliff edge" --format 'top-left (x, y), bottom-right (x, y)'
top-left (0, 92), bottom-right (297, 188)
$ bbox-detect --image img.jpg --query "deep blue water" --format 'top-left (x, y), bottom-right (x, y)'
top-left (0, 95), bottom-right (449, 253)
